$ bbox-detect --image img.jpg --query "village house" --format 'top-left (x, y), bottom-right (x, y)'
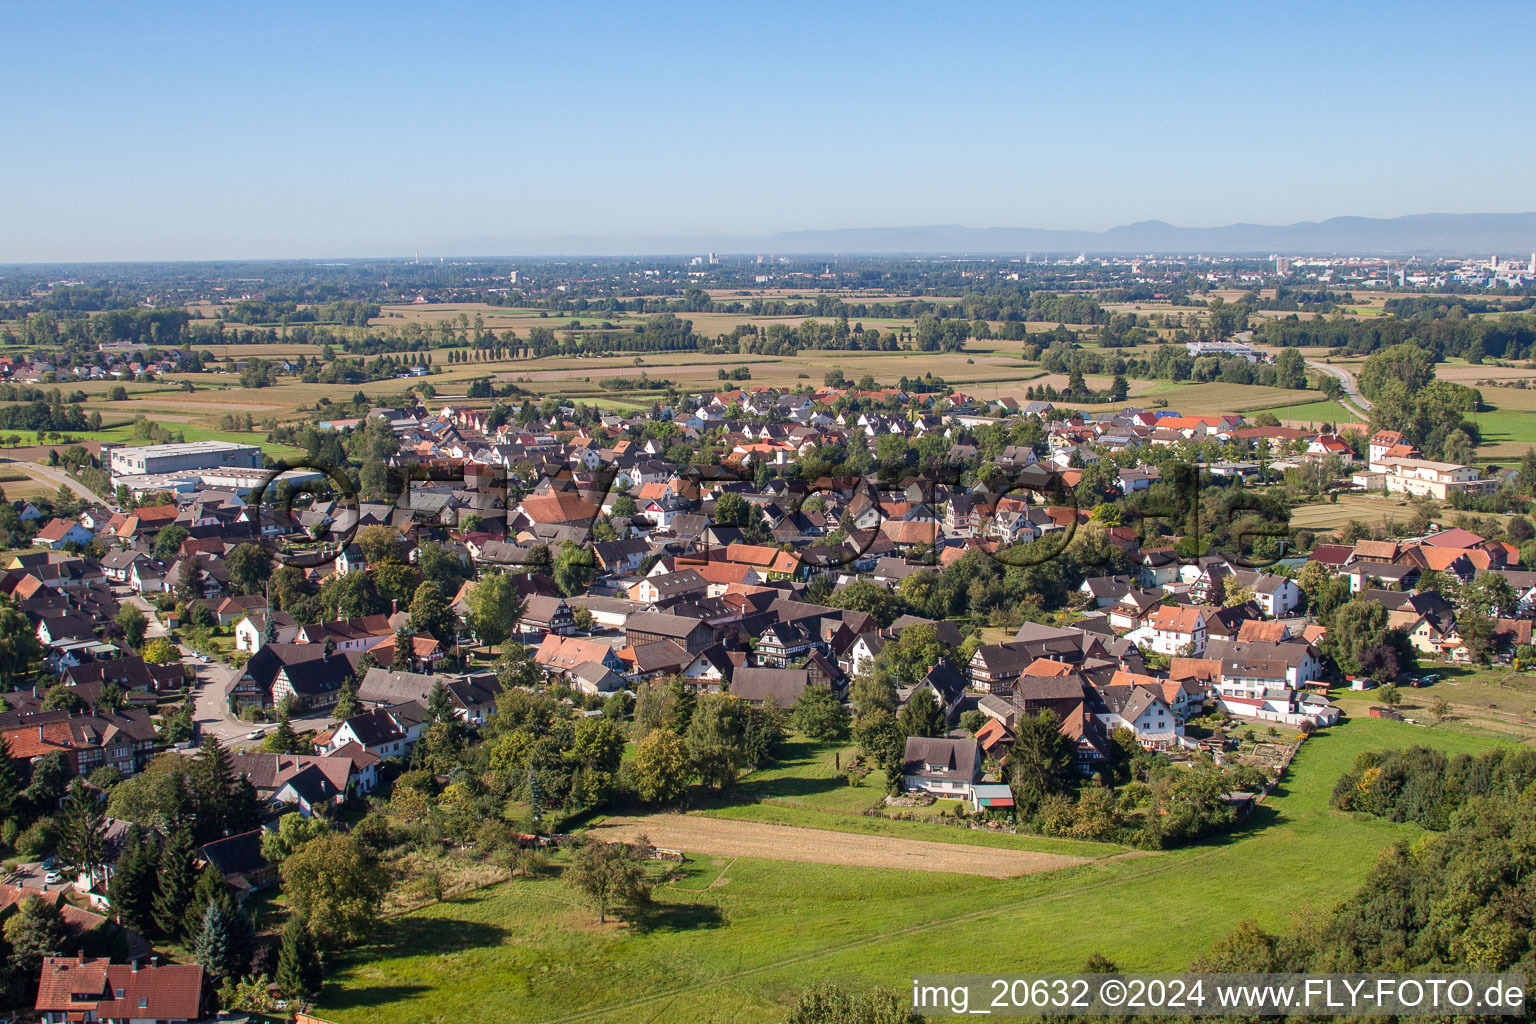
top-left (901, 736), bottom-right (983, 800)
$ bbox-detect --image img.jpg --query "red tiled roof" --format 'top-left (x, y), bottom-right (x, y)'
top-left (35, 956), bottom-right (204, 1020)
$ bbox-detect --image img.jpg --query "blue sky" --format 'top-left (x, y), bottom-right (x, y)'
top-left (3, 0), bottom-right (1533, 261)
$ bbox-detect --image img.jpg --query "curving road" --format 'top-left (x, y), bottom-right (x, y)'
top-left (0, 457), bottom-right (104, 503)
top-left (1305, 359), bottom-right (1372, 420)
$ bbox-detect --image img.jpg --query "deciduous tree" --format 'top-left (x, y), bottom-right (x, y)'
top-left (564, 837), bottom-right (654, 924)
top-left (632, 728), bottom-right (690, 804)
top-left (280, 833), bottom-right (387, 947)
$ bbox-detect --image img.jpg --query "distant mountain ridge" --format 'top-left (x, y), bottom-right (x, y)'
top-left (443, 213), bottom-right (1536, 258)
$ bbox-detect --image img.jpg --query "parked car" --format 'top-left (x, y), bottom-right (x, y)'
top-left (43, 870), bottom-right (62, 884)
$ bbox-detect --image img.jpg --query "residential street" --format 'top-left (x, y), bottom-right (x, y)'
top-left (184, 643), bottom-right (335, 745)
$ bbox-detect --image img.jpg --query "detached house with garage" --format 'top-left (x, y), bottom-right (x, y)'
top-left (901, 736), bottom-right (983, 800)
top-left (518, 595), bottom-right (576, 640)
top-left (1097, 684), bottom-right (1184, 750)
top-left (1227, 571), bottom-right (1302, 618)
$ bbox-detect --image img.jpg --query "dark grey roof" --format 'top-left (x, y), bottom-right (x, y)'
top-left (730, 668), bottom-right (812, 706)
top-left (901, 737), bottom-right (981, 783)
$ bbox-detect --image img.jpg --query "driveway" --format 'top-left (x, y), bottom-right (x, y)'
top-left (3, 860), bottom-right (70, 894)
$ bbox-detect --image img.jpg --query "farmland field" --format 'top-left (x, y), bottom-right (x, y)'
top-left (1468, 391), bottom-right (1536, 460)
top-left (1288, 494), bottom-right (1415, 532)
top-left (1255, 399), bottom-right (1363, 427)
top-left (313, 713), bottom-right (1511, 1024)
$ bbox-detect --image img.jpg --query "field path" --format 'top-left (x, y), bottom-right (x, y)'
top-left (591, 813), bottom-right (1089, 879)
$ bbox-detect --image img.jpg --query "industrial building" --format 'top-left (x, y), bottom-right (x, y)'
top-left (107, 440), bottom-right (262, 482)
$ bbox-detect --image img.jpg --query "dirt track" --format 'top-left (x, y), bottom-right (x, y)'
top-left (591, 814), bottom-right (1091, 879)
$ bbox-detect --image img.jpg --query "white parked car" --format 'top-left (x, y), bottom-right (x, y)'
top-left (43, 870), bottom-right (62, 885)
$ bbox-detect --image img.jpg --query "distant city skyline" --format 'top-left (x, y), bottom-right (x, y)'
top-left (3, 0), bottom-right (1535, 261)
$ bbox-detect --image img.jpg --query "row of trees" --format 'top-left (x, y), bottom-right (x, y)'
top-left (1332, 744), bottom-right (1536, 829)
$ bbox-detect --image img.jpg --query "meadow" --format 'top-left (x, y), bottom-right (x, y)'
top-left (683, 734), bottom-right (1126, 859)
top-left (1258, 399), bottom-right (1364, 428)
top-left (1288, 494), bottom-right (1416, 532)
top-left (313, 713), bottom-right (1511, 1024)
top-left (1395, 667), bottom-right (1536, 739)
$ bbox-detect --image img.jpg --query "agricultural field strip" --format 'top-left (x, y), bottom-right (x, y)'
top-left (531, 844), bottom-right (1228, 1024)
top-left (592, 814), bottom-right (1092, 878)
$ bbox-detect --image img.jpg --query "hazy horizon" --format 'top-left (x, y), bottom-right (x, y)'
top-left (5, 0), bottom-right (1535, 261)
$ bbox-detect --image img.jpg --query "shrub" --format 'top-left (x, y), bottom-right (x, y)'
top-left (16, 816), bottom-right (58, 859)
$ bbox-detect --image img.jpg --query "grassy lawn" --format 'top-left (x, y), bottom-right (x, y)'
top-left (685, 733), bottom-right (1124, 856)
top-left (1258, 399), bottom-right (1363, 426)
top-left (1387, 665), bottom-right (1536, 740)
top-left (696, 800), bottom-right (1123, 858)
top-left (1469, 404), bottom-right (1536, 461)
top-left (313, 713), bottom-right (1513, 1024)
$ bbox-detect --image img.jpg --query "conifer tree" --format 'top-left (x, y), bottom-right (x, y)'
top-left (193, 735), bottom-right (235, 840)
top-left (107, 829), bottom-right (159, 934)
top-left (0, 735), bottom-right (21, 821)
top-left (56, 778), bottom-right (106, 889)
top-left (275, 914), bottom-right (323, 999)
top-left (192, 890), bottom-right (254, 979)
top-left (183, 866), bottom-right (225, 938)
top-left (153, 827), bottom-right (197, 937)
top-left (333, 675), bottom-right (361, 721)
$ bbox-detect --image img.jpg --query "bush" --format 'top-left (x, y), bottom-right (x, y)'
top-left (16, 816), bottom-right (58, 859)
top-left (511, 849), bottom-right (551, 878)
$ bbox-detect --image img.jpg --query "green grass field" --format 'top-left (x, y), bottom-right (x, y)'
top-left (1469, 405), bottom-right (1536, 461)
top-left (686, 734), bottom-right (1126, 857)
top-left (313, 714), bottom-right (1512, 1024)
top-left (1257, 399), bottom-right (1363, 426)
top-left (1390, 667), bottom-right (1536, 739)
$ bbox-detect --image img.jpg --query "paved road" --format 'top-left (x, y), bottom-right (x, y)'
top-left (0, 457), bottom-right (103, 502)
top-left (1306, 359), bottom-right (1372, 419)
top-left (185, 644), bottom-right (252, 743)
top-left (186, 643), bottom-right (335, 746)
